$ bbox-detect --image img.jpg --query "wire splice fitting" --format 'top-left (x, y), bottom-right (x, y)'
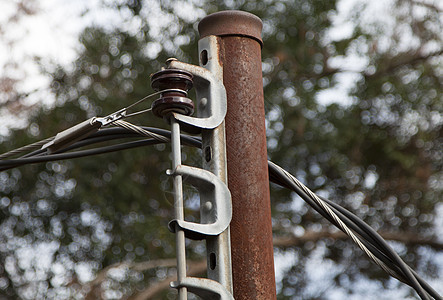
top-left (150, 68), bottom-right (194, 118)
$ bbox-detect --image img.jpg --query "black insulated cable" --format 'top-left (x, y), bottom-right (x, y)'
top-left (0, 127), bottom-right (201, 171)
top-left (0, 127), bottom-right (440, 299)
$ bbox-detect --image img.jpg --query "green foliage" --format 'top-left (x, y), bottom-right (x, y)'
top-left (0, 0), bottom-right (441, 299)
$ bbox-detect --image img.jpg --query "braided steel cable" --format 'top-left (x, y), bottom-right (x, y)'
top-left (0, 125), bottom-right (439, 299)
top-left (0, 137), bottom-right (54, 160)
top-left (0, 89), bottom-right (184, 160)
top-left (268, 161), bottom-right (433, 300)
top-left (268, 163), bottom-right (400, 274)
top-left (112, 120), bottom-right (170, 143)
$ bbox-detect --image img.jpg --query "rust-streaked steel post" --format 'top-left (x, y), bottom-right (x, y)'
top-left (199, 11), bottom-right (277, 300)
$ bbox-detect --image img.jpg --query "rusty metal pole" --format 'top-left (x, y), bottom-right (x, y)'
top-left (199, 11), bottom-right (277, 300)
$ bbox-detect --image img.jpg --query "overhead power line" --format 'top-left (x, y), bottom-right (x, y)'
top-left (0, 124), bottom-right (440, 300)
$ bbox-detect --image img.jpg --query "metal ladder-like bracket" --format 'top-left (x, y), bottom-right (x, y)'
top-left (167, 38), bottom-right (226, 132)
top-left (167, 165), bottom-right (232, 240)
top-left (171, 277), bottom-right (234, 300)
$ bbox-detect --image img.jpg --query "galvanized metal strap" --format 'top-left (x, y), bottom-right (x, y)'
top-left (166, 35), bottom-right (234, 299)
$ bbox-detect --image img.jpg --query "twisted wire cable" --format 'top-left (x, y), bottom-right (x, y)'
top-left (0, 89), bottom-right (181, 160)
top-left (112, 120), bottom-right (170, 143)
top-left (0, 124), bottom-right (438, 299)
top-left (0, 137), bottom-right (54, 160)
top-left (268, 162), bottom-right (397, 273)
top-left (268, 161), bottom-right (431, 299)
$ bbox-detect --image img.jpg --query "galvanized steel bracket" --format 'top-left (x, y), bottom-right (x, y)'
top-left (167, 36), bottom-right (226, 131)
top-left (171, 277), bottom-right (234, 300)
top-left (159, 34), bottom-right (234, 298)
top-left (167, 165), bottom-right (232, 240)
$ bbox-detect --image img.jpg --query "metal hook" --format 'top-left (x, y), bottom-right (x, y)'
top-left (166, 36), bottom-right (227, 132)
top-left (167, 165), bottom-right (232, 240)
top-left (171, 277), bottom-right (234, 300)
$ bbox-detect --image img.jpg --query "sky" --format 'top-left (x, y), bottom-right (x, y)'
top-left (0, 0), bottom-right (96, 134)
top-left (1, 0), bottom-right (441, 132)
top-left (0, 0), bottom-right (394, 135)
top-left (0, 0), bottom-right (206, 135)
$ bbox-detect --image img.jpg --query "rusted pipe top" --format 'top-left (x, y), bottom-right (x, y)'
top-left (198, 10), bottom-right (263, 47)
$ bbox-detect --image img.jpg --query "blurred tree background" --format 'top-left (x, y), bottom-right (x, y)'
top-left (0, 0), bottom-right (442, 299)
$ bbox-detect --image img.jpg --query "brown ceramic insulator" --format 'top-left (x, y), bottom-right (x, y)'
top-left (150, 68), bottom-right (195, 118)
top-left (151, 96), bottom-right (194, 118)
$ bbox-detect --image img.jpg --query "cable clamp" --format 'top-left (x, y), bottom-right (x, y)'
top-left (41, 118), bottom-right (101, 153)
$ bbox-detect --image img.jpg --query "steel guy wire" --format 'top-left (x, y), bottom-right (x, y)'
top-left (112, 120), bottom-right (170, 143)
top-left (268, 161), bottom-right (432, 300)
top-left (0, 137), bottom-right (54, 160)
top-left (0, 123), bottom-right (439, 298)
top-left (0, 127), bottom-right (200, 171)
top-left (267, 162), bottom-right (396, 271)
top-left (0, 89), bottom-right (185, 159)
top-left (96, 88), bottom-right (188, 126)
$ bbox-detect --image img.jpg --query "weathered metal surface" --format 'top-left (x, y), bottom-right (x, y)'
top-left (199, 11), bottom-right (277, 300)
top-left (155, 36), bottom-right (234, 298)
top-left (198, 10), bottom-right (263, 47)
top-left (199, 36), bottom-right (233, 293)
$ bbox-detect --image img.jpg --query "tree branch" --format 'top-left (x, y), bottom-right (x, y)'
top-left (411, 0), bottom-right (443, 13)
top-left (81, 229), bottom-right (442, 299)
top-left (365, 49), bottom-right (443, 79)
top-left (83, 258), bottom-right (178, 300)
top-left (273, 229), bottom-right (443, 250)
top-left (126, 259), bottom-right (207, 300)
